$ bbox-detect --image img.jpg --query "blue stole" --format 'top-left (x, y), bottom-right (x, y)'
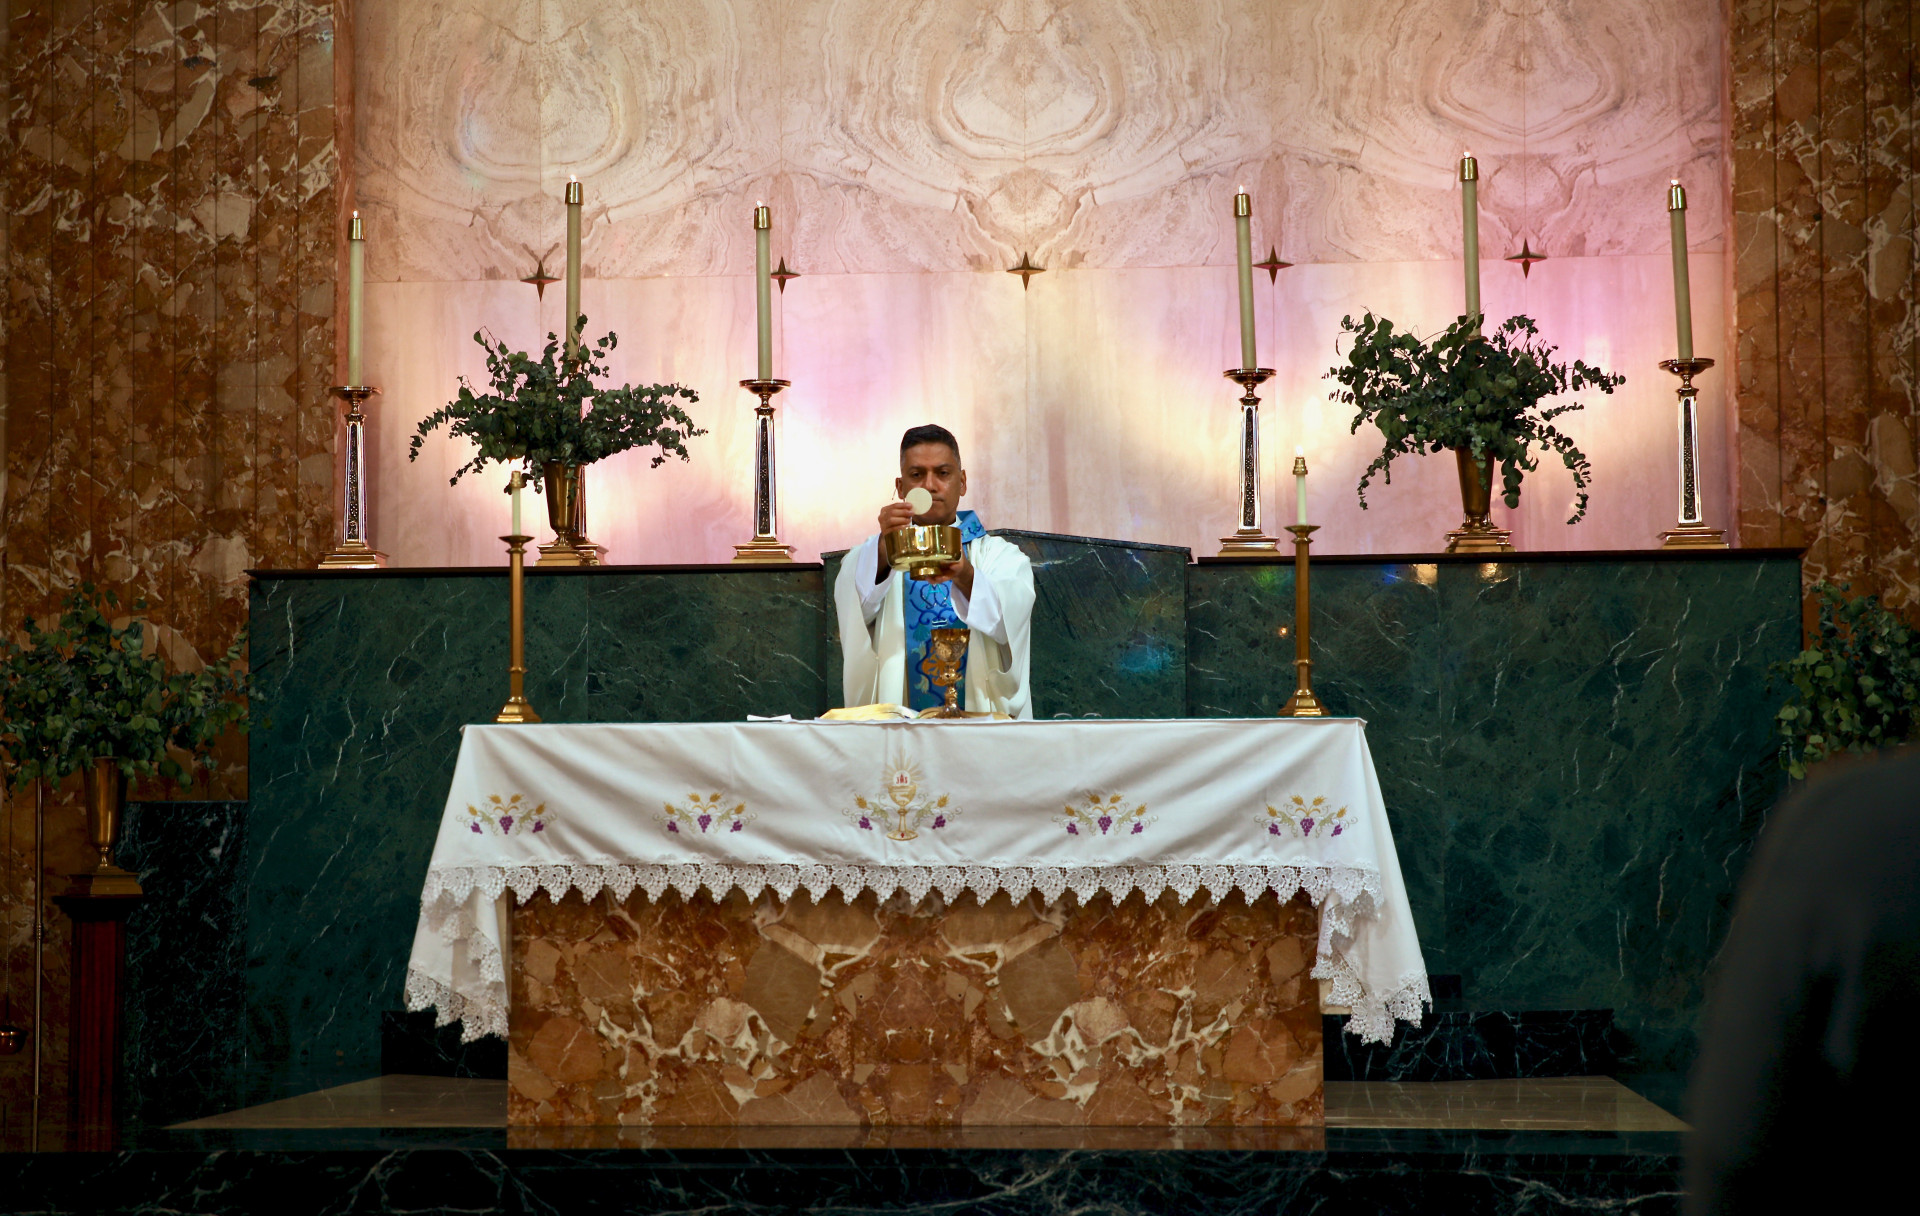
top-left (904, 510), bottom-right (988, 711)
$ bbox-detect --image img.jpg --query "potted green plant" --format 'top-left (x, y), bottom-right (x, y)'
top-left (1328, 313), bottom-right (1625, 550)
top-left (1773, 583), bottom-right (1920, 779)
top-left (409, 320), bottom-right (705, 563)
top-left (0, 584), bottom-right (248, 894)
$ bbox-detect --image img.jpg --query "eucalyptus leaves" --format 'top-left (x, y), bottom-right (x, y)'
top-left (1773, 584), bottom-right (1920, 779)
top-left (409, 321), bottom-right (705, 488)
top-left (1329, 314), bottom-right (1625, 523)
top-left (0, 584), bottom-right (248, 789)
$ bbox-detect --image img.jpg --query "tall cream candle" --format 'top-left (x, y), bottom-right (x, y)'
top-left (754, 202), bottom-right (773, 380)
top-left (1668, 180), bottom-right (1694, 361)
top-left (347, 211), bottom-right (365, 384)
top-left (1295, 447), bottom-right (1308, 526)
top-left (564, 177), bottom-right (583, 359)
top-left (510, 471), bottom-right (523, 537)
top-left (1459, 154), bottom-right (1480, 324)
top-left (1234, 187), bottom-right (1256, 369)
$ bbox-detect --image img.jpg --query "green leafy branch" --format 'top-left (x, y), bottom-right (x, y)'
top-left (1327, 313), bottom-right (1625, 523)
top-left (408, 319), bottom-right (705, 488)
top-left (1772, 583), bottom-right (1920, 779)
top-left (0, 584), bottom-right (250, 790)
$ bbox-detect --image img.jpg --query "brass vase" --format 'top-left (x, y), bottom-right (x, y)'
top-left (71, 758), bottom-right (141, 897)
top-left (1443, 448), bottom-right (1514, 553)
top-left (536, 461), bottom-right (603, 566)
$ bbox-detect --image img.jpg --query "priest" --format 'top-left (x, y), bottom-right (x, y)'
top-left (834, 425), bottom-right (1036, 718)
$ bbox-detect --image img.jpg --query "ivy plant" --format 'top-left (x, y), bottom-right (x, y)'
top-left (1328, 313), bottom-right (1625, 522)
top-left (1772, 583), bottom-right (1920, 779)
top-left (409, 319), bottom-right (705, 489)
top-left (0, 584), bottom-right (249, 790)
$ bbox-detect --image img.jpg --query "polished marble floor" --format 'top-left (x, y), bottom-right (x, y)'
top-left (174, 1075), bottom-right (1685, 1133)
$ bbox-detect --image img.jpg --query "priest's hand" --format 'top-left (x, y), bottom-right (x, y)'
top-left (878, 500), bottom-right (916, 533)
top-left (919, 548), bottom-right (975, 599)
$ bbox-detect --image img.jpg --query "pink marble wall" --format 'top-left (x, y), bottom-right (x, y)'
top-left (356, 0), bottom-right (1733, 565)
top-left (1732, 0), bottom-right (1919, 611)
top-left (0, 0), bottom-right (343, 1147)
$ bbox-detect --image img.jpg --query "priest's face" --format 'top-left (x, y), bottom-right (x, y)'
top-left (897, 443), bottom-right (967, 524)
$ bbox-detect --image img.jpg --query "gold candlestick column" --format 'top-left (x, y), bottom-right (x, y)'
top-left (1656, 357), bottom-right (1728, 548)
top-left (495, 533), bottom-right (541, 723)
top-left (1278, 522), bottom-right (1327, 717)
top-left (318, 386), bottom-right (388, 568)
top-left (732, 378), bottom-right (796, 562)
top-left (1216, 367), bottom-right (1282, 557)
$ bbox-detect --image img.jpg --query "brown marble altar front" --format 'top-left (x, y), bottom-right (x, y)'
top-left (507, 889), bottom-right (1323, 1126)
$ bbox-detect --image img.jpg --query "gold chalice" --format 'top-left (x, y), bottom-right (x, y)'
top-left (921, 627), bottom-right (970, 718)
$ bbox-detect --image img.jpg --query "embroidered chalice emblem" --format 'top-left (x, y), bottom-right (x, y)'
top-left (846, 762), bottom-right (955, 841)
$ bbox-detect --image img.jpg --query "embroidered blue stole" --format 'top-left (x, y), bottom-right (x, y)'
top-left (904, 510), bottom-right (988, 711)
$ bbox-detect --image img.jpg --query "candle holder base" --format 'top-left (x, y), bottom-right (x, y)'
top-left (1215, 368), bottom-right (1281, 557)
top-left (535, 539), bottom-right (604, 567)
top-left (1658, 526), bottom-right (1729, 550)
top-left (732, 379), bottom-right (795, 564)
top-left (1216, 532), bottom-right (1285, 557)
top-left (1443, 525), bottom-right (1515, 554)
top-left (732, 539), bottom-right (797, 563)
top-left (1277, 524), bottom-right (1328, 718)
top-left (318, 539), bottom-right (389, 569)
top-left (496, 533), bottom-right (542, 724)
top-left (1279, 685), bottom-right (1328, 718)
top-left (321, 386), bottom-right (387, 569)
top-left (1656, 357), bottom-right (1725, 549)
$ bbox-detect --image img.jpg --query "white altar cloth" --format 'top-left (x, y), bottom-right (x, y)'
top-left (405, 718), bottom-right (1429, 1044)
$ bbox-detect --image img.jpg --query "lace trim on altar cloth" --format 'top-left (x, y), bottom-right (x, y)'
top-left (407, 862), bottom-right (1425, 1045)
top-left (418, 860), bottom-right (1383, 910)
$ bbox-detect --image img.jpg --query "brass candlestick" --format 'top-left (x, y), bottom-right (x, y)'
top-left (1216, 367), bottom-right (1282, 557)
top-left (319, 386), bottom-right (389, 568)
top-left (733, 378), bottom-right (796, 562)
top-left (1278, 523), bottom-right (1327, 717)
top-left (1656, 357), bottom-right (1728, 548)
top-left (495, 533), bottom-right (541, 723)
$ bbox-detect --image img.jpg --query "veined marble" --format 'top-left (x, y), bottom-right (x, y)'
top-left (354, 0), bottom-right (1733, 566)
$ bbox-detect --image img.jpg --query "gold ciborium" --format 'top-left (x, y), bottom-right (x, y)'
top-left (922, 627), bottom-right (970, 719)
top-left (881, 524), bottom-right (964, 580)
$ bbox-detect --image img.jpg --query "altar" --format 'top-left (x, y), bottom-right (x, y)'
top-left (404, 717), bottom-right (1425, 1126)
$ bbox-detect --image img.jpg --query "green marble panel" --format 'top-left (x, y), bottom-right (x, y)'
top-left (584, 569), bottom-right (828, 721)
top-left (242, 567), bottom-right (823, 1101)
top-left (1188, 554), bottom-right (1799, 1078)
top-left (821, 531), bottom-right (1189, 719)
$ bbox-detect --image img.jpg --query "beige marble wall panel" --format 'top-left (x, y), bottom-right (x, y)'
top-left (356, 0), bottom-right (1735, 564)
top-left (369, 254), bottom-right (1723, 562)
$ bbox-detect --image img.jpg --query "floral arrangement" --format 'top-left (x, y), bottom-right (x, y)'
top-left (410, 320), bottom-right (704, 489)
top-left (1328, 313), bottom-right (1625, 522)
top-left (1773, 583), bottom-right (1920, 779)
top-left (0, 584), bottom-right (248, 789)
